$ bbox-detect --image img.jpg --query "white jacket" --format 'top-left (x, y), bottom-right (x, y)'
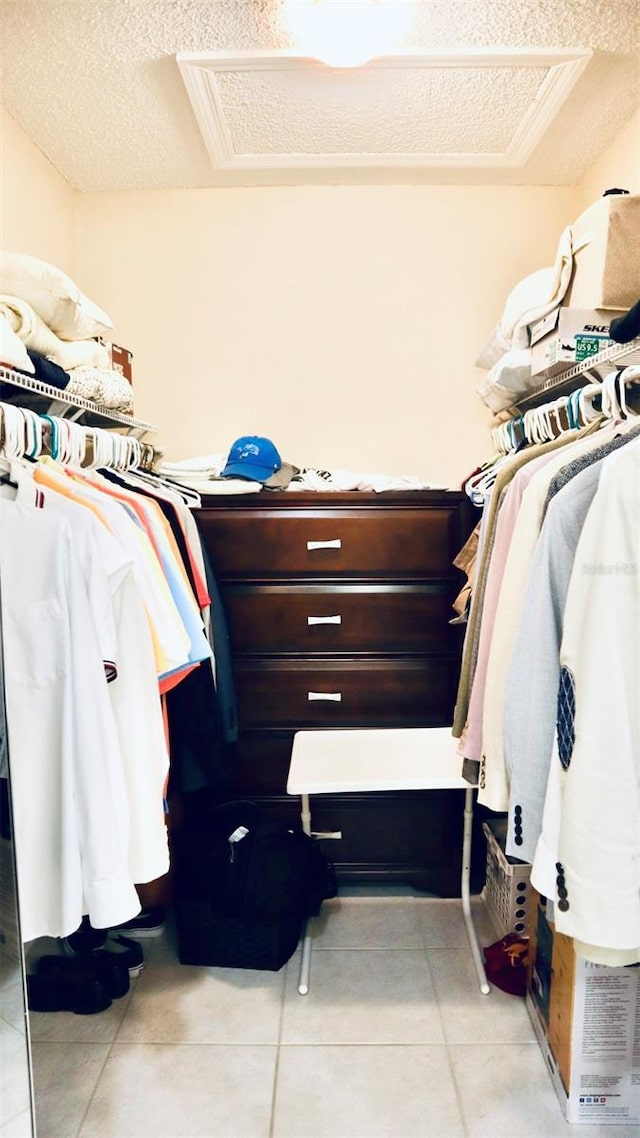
top-left (551, 439), bottom-right (640, 959)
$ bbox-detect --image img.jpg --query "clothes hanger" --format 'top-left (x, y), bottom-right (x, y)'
top-left (615, 365), bottom-right (640, 417)
top-left (566, 388), bottom-right (583, 429)
top-left (577, 383), bottom-right (602, 425)
top-left (600, 369), bottom-right (624, 420)
top-left (0, 402), bottom-right (28, 459)
top-left (0, 412), bottom-right (18, 488)
top-left (117, 463), bottom-right (203, 509)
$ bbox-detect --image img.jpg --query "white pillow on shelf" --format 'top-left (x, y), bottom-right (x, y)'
top-left (476, 349), bottom-right (533, 413)
top-left (0, 252), bottom-right (113, 341)
top-left (475, 225), bottom-right (574, 369)
top-left (0, 313), bottom-right (35, 373)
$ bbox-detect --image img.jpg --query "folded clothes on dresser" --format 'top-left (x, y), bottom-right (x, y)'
top-left (287, 468), bottom-right (443, 492)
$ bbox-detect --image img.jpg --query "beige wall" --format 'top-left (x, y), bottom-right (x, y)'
top-left (75, 185), bottom-right (576, 485)
top-left (2, 105), bottom-right (637, 486)
top-left (577, 106), bottom-right (640, 211)
top-left (0, 107), bottom-right (75, 273)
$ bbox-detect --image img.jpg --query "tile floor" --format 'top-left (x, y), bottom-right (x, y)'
top-left (4, 888), bottom-right (639, 1138)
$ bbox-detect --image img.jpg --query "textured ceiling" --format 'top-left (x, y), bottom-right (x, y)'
top-left (0, 1), bottom-right (639, 191)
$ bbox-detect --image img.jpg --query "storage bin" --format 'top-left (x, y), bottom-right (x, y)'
top-left (482, 819), bottom-right (532, 938)
top-left (565, 193), bottom-right (640, 311)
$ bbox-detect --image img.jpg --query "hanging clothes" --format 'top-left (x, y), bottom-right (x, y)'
top-left (453, 365), bottom-right (640, 965)
top-left (0, 400), bottom-right (235, 941)
top-left (503, 421), bottom-right (640, 866)
top-left (533, 438), bottom-right (640, 963)
top-left (0, 496), bottom-right (142, 940)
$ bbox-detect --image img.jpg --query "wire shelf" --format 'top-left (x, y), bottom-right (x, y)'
top-left (0, 366), bottom-right (155, 435)
top-left (508, 337), bottom-right (640, 413)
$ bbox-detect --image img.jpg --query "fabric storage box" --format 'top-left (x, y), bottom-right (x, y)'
top-left (175, 898), bottom-right (302, 970)
top-left (565, 194), bottom-right (640, 311)
top-left (529, 306), bottom-right (640, 377)
top-left (171, 799), bottom-right (335, 971)
top-left (482, 818), bottom-right (532, 938)
top-left (526, 893), bottom-right (640, 1126)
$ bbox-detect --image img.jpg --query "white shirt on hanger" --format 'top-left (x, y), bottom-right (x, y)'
top-left (0, 499), bottom-right (141, 940)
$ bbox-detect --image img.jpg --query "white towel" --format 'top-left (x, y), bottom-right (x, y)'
top-left (0, 294), bottom-right (110, 372)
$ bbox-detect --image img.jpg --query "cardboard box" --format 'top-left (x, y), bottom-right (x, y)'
top-left (526, 893), bottom-right (640, 1126)
top-left (107, 342), bottom-right (133, 384)
top-left (529, 306), bottom-right (640, 377)
top-left (565, 194), bottom-right (640, 311)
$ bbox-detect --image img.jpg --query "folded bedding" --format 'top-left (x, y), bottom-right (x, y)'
top-left (65, 365), bottom-right (133, 412)
top-left (0, 251), bottom-right (113, 341)
top-left (0, 294), bottom-right (110, 372)
top-left (0, 312), bottom-right (35, 373)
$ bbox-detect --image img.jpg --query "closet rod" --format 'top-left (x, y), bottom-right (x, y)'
top-left (0, 365), bottom-right (155, 437)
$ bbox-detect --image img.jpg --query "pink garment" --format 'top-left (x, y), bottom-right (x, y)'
top-left (462, 451), bottom-right (560, 763)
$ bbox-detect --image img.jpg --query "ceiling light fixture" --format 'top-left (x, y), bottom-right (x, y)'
top-left (280, 0), bottom-right (415, 69)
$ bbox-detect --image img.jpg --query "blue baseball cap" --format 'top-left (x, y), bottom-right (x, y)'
top-left (221, 436), bottom-right (282, 482)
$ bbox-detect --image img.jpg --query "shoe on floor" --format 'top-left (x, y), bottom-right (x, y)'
top-left (27, 969), bottom-right (111, 1015)
top-left (104, 933), bottom-right (145, 978)
top-left (62, 915), bottom-right (108, 955)
top-left (109, 906), bottom-right (165, 939)
top-left (43, 951), bottom-right (130, 1000)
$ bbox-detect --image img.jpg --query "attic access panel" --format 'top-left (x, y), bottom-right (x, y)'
top-left (177, 48), bottom-right (591, 174)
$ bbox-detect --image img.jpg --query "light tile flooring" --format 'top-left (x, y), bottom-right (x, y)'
top-left (3, 888), bottom-right (638, 1138)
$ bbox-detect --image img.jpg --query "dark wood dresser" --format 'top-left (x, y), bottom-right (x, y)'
top-left (195, 490), bottom-right (480, 896)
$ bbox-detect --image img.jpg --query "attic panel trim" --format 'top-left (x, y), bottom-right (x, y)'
top-left (176, 47), bottom-right (592, 173)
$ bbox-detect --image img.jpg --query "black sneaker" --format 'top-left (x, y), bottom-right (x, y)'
top-left (62, 918), bottom-right (145, 979)
top-left (62, 915), bottom-right (108, 955)
top-left (109, 906), bottom-right (165, 939)
top-left (103, 934), bottom-right (145, 978)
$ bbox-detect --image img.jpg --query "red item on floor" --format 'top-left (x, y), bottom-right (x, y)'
top-left (483, 932), bottom-right (530, 996)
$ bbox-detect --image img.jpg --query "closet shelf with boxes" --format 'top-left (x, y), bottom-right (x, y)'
top-left (1, 251), bottom-right (141, 431)
top-left (494, 333), bottom-right (640, 416)
top-left (475, 190), bottom-right (640, 418)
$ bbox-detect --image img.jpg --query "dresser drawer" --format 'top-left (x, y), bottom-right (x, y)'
top-left (230, 733), bottom-right (294, 796)
top-left (235, 658), bottom-right (457, 728)
top-left (223, 584), bottom-right (456, 654)
top-left (198, 507), bottom-right (460, 578)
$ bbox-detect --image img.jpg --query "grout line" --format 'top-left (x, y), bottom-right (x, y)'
top-left (72, 1039), bottom-right (114, 1138)
top-left (268, 961), bottom-right (289, 1138)
top-left (69, 954), bottom-right (145, 1138)
top-left (445, 1039), bottom-right (471, 1138)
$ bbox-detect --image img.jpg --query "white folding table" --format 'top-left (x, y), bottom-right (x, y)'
top-left (287, 726), bottom-right (491, 996)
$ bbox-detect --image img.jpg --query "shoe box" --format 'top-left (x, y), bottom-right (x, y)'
top-left (526, 891), bottom-right (640, 1127)
top-left (529, 306), bottom-right (640, 377)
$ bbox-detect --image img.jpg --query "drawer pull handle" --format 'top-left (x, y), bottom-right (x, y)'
top-left (307, 691), bottom-right (342, 702)
top-left (307, 615), bottom-right (342, 625)
top-left (306, 539), bottom-right (341, 551)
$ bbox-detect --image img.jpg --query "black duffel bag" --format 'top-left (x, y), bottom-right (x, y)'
top-left (173, 801), bottom-right (337, 970)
